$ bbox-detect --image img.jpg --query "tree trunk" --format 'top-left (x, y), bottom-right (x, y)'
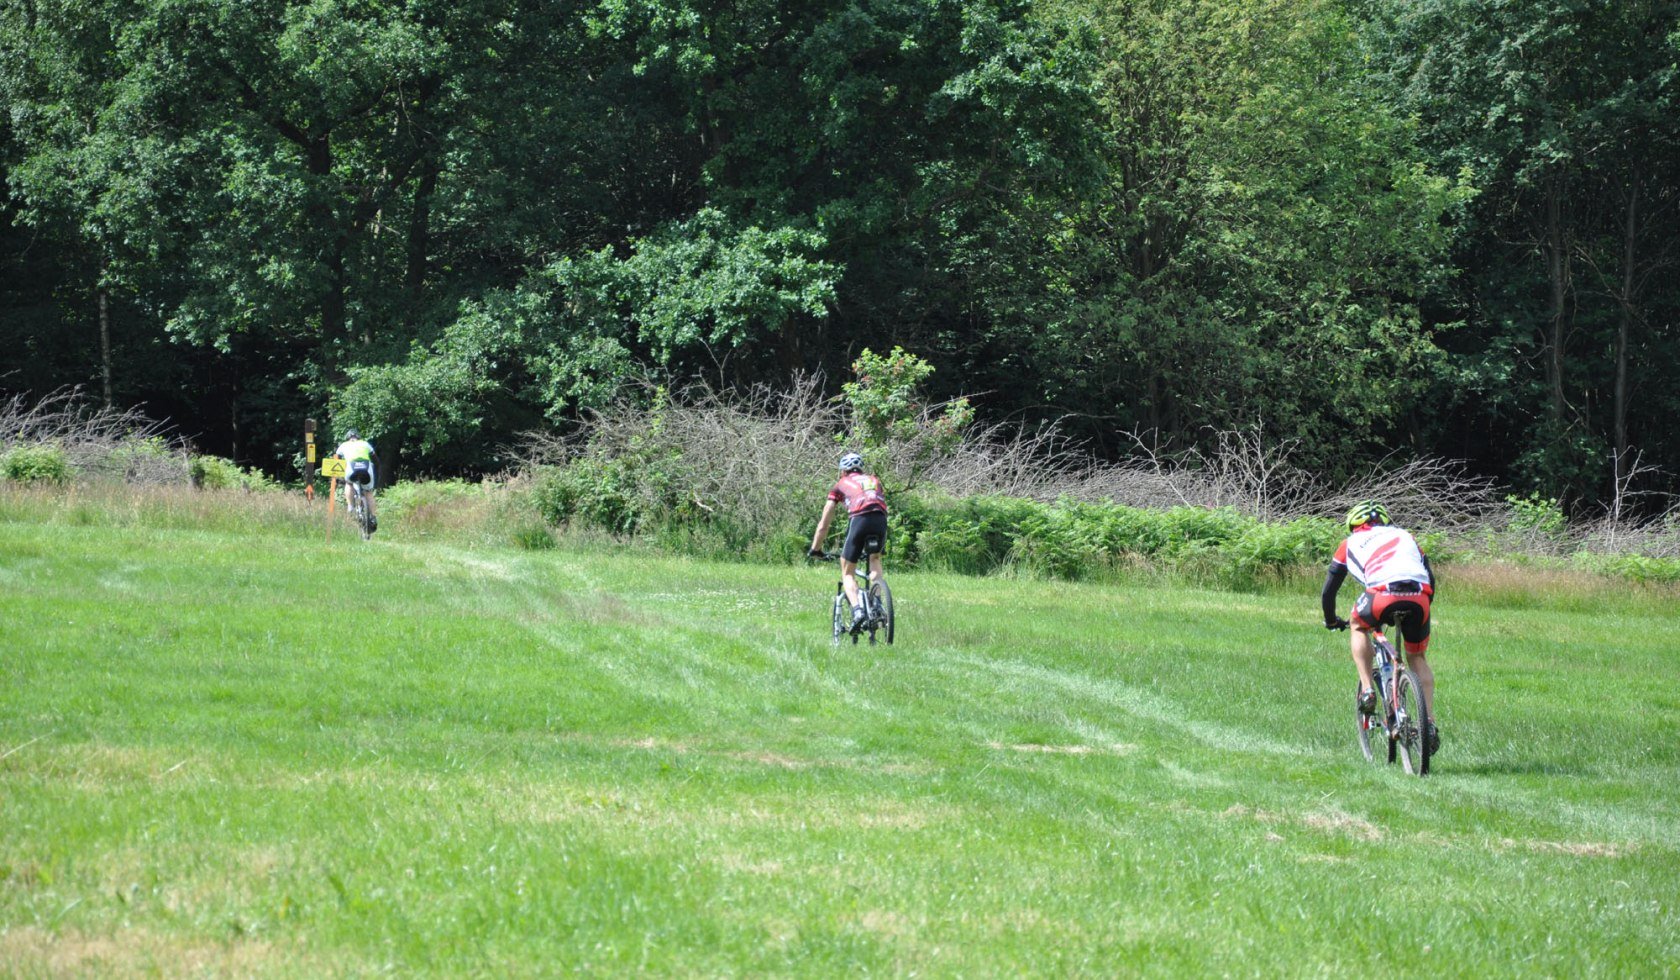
top-left (1146, 373), bottom-right (1162, 435)
top-left (303, 134), bottom-right (349, 370)
top-left (97, 271), bottom-right (112, 410)
top-left (229, 377), bottom-right (241, 464)
top-left (405, 159), bottom-right (438, 300)
top-left (1613, 173), bottom-right (1640, 492)
top-left (1545, 179), bottom-right (1571, 428)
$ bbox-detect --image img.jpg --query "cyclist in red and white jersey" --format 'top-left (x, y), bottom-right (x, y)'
top-left (809, 452), bottom-right (889, 628)
top-left (1322, 500), bottom-right (1440, 753)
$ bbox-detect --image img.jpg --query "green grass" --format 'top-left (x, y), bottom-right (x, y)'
top-left (3, 491), bottom-right (1678, 975)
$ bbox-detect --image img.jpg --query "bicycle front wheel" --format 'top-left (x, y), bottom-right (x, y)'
top-left (1356, 678), bottom-right (1380, 764)
top-left (871, 579), bottom-right (894, 645)
top-left (1393, 667), bottom-right (1431, 776)
top-left (831, 591), bottom-right (845, 646)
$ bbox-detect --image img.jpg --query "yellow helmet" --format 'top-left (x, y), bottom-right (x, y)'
top-left (1345, 500), bottom-right (1390, 530)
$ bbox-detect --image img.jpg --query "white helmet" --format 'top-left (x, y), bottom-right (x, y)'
top-left (838, 452), bottom-right (863, 473)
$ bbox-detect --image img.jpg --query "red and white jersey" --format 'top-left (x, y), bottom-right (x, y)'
top-left (1332, 525), bottom-right (1432, 592)
top-left (828, 472), bottom-right (888, 516)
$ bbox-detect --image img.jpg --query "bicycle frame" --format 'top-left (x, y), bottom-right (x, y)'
top-left (820, 549), bottom-right (893, 646)
top-left (346, 478), bottom-right (374, 539)
top-left (1366, 610), bottom-right (1430, 775)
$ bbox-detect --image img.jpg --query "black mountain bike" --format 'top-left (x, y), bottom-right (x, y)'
top-left (346, 479), bottom-right (375, 541)
top-left (1353, 614), bottom-right (1432, 776)
top-left (815, 553), bottom-right (893, 646)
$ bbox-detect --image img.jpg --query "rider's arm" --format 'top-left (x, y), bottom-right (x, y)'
top-left (810, 499), bottom-right (839, 554)
top-left (1321, 561), bottom-right (1348, 626)
top-left (1421, 551), bottom-right (1436, 597)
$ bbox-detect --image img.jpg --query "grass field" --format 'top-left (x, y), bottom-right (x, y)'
top-left (3, 490), bottom-right (1678, 975)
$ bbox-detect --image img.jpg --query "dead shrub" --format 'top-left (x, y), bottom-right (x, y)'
top-left (0, 388), bottom-right (188, 485)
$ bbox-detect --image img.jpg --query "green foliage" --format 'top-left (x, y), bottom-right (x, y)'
top-left (843, 346), bottom-right (975, 454)
top-left (840, 347), bottom-right (974, 493)
top-left (844, 347), bottom-right (939, 448)
top-left (509, 519), bottom-right (557, 551)
top-left (188, 455), bottom-right (276, 492)
top-left (1506, 493), bottom-right (1568, 539)
top-left (3, 0), bottom-right (1678, 506)
top-left (529, 456), bottom-right (688, 538)
top-left (1361, 0), bottom-right (1680, 499)
top-left (1, 444), bottom-right (71, 485)
top-left (530, 451), bottom-right (1347, 581)
top-left (1573, 552), bottom-right (1680, 585)
top-left (335, 212), bottom-right (838, 464)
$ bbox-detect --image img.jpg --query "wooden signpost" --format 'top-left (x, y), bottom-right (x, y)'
top-left (304, 418), bottom-right (317, 500)
top-left (320, 454), bottom-right (346, 543)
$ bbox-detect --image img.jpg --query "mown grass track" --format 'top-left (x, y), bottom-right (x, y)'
top-left (2, 502), bottom-right (1677, 975)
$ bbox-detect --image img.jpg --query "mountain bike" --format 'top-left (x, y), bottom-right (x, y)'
top-left (814, 552), bottom-right (893, 646)
top-left (1352, 613), bottom-right (1432, 776)
top-left (346, 478), bottom-right (375, 541)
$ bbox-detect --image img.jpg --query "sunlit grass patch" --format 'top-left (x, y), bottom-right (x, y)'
top-left (3, 500), bottom-right (1678, 974)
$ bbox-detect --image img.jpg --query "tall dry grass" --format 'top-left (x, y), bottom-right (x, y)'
top-left (0, 481), bottom-right (320, 535)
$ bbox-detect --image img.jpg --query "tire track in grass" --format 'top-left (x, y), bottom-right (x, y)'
top-left (936, 650), bottom-right (1310, 759)
top-left (378, 544), bottom-right (1680, 862)
top-left (408, 547), bottom-right (907, 761)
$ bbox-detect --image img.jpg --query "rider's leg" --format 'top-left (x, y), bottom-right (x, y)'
top-left (1351, 627), bottom-right (1376, 693)
top-left (839, 557), bottom-right (863, 609)
top-left (1408, 650), bottom-right (1434, 715)
top-left (866, 551), bottom-right (884, 587)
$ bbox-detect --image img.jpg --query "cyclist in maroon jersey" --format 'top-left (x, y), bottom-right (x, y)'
top-left (809, 452), bottom-right (889, 628)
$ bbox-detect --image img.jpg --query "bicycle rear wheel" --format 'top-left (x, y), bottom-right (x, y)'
top-left (870, 579), bottom-right (893, 645)
top-left (1393, 667), bottom-right (1431, 776)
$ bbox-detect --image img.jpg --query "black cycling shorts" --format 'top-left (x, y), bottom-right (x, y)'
top-left (1353, 590), bottom-right (1431, 648)
top-left (841, 510), bottom-right (889, 563)
top-left (347, 461), bottom-right (374, 487)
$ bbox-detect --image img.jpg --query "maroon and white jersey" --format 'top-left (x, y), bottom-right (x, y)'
top-left (828, 473), bottom-right (888, 516)
top-left (1332, 526), bottom-right (1433, 593)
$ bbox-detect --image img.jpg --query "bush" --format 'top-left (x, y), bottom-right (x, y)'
top-left (189, 455), bottom-right (277, 491)
top-left (379, 479), bottom-right (485, 518)
top-left (508, 381), bottom-right (1669, 586)
top-left (103, 436), bottom-right (187, 485)
top-left (529, 454), bottom-right (696, 538)
top-left (1507, 493), bottom-right (1568, 538)
top-left (509, 519), bottom-right (557, 550)
top-left (1573, 552), bottom-right (1680, 584)
top-left (1, 443), bottom-right (71, 485)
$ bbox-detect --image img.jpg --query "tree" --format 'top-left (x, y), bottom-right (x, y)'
top-left (1021, 0), bottom-right (1467, 470)
top-left (1362, 0), bottom-right (1680, 501)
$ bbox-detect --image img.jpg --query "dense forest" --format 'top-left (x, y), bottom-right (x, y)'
top-left (3, 0), bottom-right (1676, 507)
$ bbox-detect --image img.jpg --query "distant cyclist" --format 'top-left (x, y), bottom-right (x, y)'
top-left (333, 429), bottom-right (379, 533)
top-left (1322, 500), bottom-right (1438, 753)
top-left (809, 452), bottom-right (889, 629)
